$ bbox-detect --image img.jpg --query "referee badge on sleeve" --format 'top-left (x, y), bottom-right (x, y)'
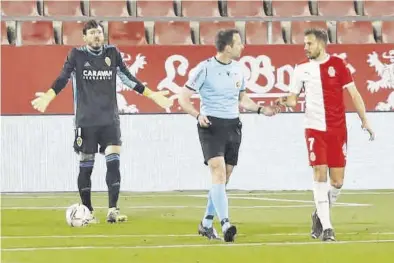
top-left (236, 81), bottom-right (241, 88)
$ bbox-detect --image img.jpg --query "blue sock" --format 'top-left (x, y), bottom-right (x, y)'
top-left (202, 190), bottom-right (215, 228)
top-left (210, 184), bottom-right (230, 232)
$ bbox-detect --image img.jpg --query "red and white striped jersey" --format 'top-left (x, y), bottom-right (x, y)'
top-left (289, 55), bottom-right (354, 131)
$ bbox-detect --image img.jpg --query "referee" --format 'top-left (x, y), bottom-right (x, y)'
top-left (179, 29), bottom-right (280, 242)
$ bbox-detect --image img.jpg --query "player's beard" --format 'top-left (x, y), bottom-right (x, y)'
top-left (314, 50), bottom-right (321, 59)
top-left (89, 38), bottom-right (103, 50)
top-left (90, 45), bottom-right (101, 50)
top-left (307, 50), bottom-right (320, 60)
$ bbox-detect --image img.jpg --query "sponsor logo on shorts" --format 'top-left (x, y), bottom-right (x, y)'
top-left (76, 136), bottom-right (83, 147)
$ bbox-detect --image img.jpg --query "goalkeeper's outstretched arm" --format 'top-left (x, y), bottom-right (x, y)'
top-left (31, 49), bottom-right (77, 112)
top-left (115, 47), bottom-right (173, 109)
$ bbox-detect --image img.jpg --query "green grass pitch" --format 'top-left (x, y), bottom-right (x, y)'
top-left (1, 190), bottom-right (394, 263)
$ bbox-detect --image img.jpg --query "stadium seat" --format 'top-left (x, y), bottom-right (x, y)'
top-left (1, 0), bottom-right (39, 16)
top-left (245, 21), bottom-right (284, 44)
top-left (363, 0), bottom-right (394, 16)
top-left (62, 22), bottom-right (85, 45)
top-left (43, 0), bottom-right (84, 16)
top-left (1, 22), bottom-right (9, 45)
top-left (21, 21), bottom-right (55, 45)
top-left (336, 21), bottom-right (375, 44)
top-left (270, 0), bottom-right (311, 16)
top-left (226, 0), bottom-right (265, 17)
top-left (180, 0), bottom-right (221, 17)
top-left (153, 21), bottom-right (192, 45)
top-left (382, 21), bottom-right (394, 43)
top-left (89, 0), bottom-right (130, 16)
top-left (272, 21), bottom-right (286, 44)
top-left (290, 21), bottom-right (328, 44)
top-left (109, 21), bottom-right (147, 45)
top-left (317, 0), bottom-right (357, 16)
top-left (199, 21), bottom-right (236, 45)
top-left (136, 0), bottom-right (176, 17)
top-left (245, 21), bottom-right (268, 44)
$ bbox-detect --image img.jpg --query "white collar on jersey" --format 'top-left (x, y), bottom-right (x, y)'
top-left (310, 54), bottom-right (330, 64)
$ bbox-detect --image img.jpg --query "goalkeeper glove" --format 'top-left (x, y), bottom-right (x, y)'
top-left (143, 87), bottom-right (173, 109)
top-left (31, 89), bottom-right (56, 113)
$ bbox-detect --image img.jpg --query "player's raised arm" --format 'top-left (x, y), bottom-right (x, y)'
top-left (276, 65), bottom-right (303, 108)
top-left (31, 48), bottom-right (77, 113)
top-left (115, 47), bottom-right (146, 94)
top-left (115, 48), bottom-right (172, 109)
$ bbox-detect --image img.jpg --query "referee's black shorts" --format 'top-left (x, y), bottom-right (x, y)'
top-left (197, 116), bottom-right (242, 166)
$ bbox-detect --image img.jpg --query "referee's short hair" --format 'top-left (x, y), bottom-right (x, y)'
top-left (215, 28), bottom-right (241, 52)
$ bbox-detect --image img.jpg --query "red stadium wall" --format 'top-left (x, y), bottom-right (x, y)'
top-left (1, 44), bottom-right (394, 115)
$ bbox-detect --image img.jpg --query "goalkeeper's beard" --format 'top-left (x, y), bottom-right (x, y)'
top-left (89, 44), bottom-right (102, 51)
top-left (88, 39), bottom-right (103, 51)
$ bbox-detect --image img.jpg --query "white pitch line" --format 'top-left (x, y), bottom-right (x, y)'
top-left (3, 239), bottom-right (394, 251)
top-left (228, 192), bottom-right (394, 196)
top-left (0, 195), bottom-right (372, 207)
top-left (189, 195), bottom-right (371, 207)
top-left (0, 205), bottom-right (314, 210)
top-left (1, 191), bottom-right (392, 199)
top-left (0, 194), bottom-right (198, 199)
top-left (1, 203), bottom-right (370, 210)
top-left (1, 234), bottom-right (199, 239)
top-left (146, 191), bottom-right (392, 196)
top-left (233, 197), bottom-right (371, 207)
top-left (2, 232), bottom-right (394, 239)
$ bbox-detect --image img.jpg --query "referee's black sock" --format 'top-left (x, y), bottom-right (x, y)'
top-left (78, 160), bottom-right (94, 211)
top-left (106, 153), bottom-right (121, 208)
